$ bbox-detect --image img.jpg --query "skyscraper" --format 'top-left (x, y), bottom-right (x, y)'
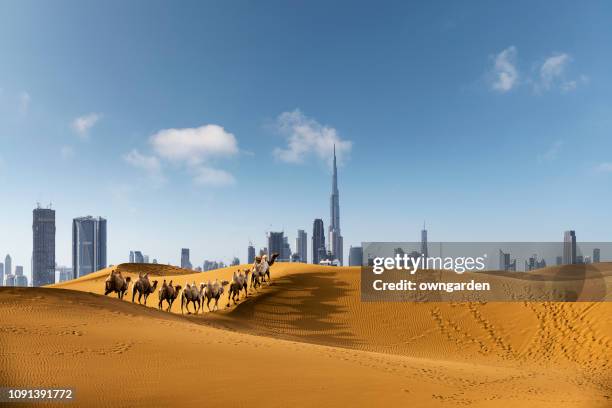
top-left (0, 262), bottom-right (3, 287)
top-left (32, 206), bottom-right (56, 287)
top-left (72, 216), bottom-right (107, 278)
top-left (563, 230), bottom-right (576, 265)
top-left (4, 254), bottom-right (12, 281)
top-left (593, 248), bottom-right (601, 263)
top-left (421, 223), bottom-right (428, 258)
top-left (312, 218), bottom-right (325, 264)
top-left (181, 248), bottom-right (192, 269)
top-left (129, 251), bottom-right (135, 263)
top-left (267, 232), bottom-right (286, 261)
top-left (14, 266), bottom-right (27, 287)
top-left (328, 145), bottom-right (343, 265)
top-left (348, 246), bottom-right (363, 266)
top-left (133, 251), bottom-right (144, 263)
top-left (247, 244), bottom-right (256, 264)
top-left (296, 229), bottom-right (307, 263)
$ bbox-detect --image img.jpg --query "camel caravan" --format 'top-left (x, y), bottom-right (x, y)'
top-left (103, 253), bottom-right (280, 314)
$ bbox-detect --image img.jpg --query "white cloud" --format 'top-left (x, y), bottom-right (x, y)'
top-left (538, 140), bottom-right (564, 162)
top-left (123, 149), bottom-right (161, 174)
top-left (273, 109), bottom-right (352, 166)
top-left (539, 53), bottom-right (570, 90)
top-left (490, 46), bottom-right (518, 92)
top-left (150, 124), bottom-right (238, 165)
top-left (60, 146), bottom-right (75, 159)
top-left (192, 166), bottom-right (236, 186)
top-left (19, 92), bottom-right (30, 115)
top-left (72, 113), bottom-right (102, 137)
top-left (595, 163), bottom-right (612, 173)
top-left (124, 124), bottom-right (239, 187)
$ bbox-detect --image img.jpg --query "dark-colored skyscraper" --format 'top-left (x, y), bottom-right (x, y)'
top-left (593, 248), bottom-right (601, 263)
top-left (348, 246), bottom-right (363, 266)
top-left (421, 222), bottom-right (428, 258)
top-left (181, 248), bottom-right (192, 269)
top-left (267, 232), bottom-right (286, 260)
top-left (247, 245), bottom-right (256, 264)
top-left (32, 206), bottom-right (56, 286)
top-left (296, 229), bottom-right (307, 263)
top-left (72, 216), bottom-right (107, 278)
top-left (312, 218), bottom-right (325, 264)
top-left (0, 262), bottom-right (3, 287)
top-left (563, 230), bottom-right (576, 265)
top-left (328, 145), bottom-right (343, 265)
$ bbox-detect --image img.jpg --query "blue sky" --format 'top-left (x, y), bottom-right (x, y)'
top-left (1, 1), bottom-right (611, 278)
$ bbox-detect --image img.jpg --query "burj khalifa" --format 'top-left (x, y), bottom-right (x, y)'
top-left (329, 145), bottom-right (343, 265)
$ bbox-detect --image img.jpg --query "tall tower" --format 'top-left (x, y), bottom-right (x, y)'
top-left (72, 216), bottom-right (107, 278)
top-left (32, 206), bottom-right (56, 286)
top-left (328, 145), bottom-right (343, 264)
top-left (312, 219), bottom-right (325, 264)
top-left (421, 222), bottom-right (428, 259)
top-left (296, 229), bottom-right (307, 263)
top-left (563, 230), bottom-right (576, 265)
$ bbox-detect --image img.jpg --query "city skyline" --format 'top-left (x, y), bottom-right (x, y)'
top-left (1, 2), bottom-right (612, 280)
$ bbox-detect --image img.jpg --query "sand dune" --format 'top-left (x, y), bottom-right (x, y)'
top-left (1, 263), bottom-right (610, 407)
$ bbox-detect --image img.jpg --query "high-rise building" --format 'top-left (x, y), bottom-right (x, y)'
top-left (14, 266), bottom-right (27, 287)
top-left (421, 223), bottom-right (428, 258)
top-left (563, 230), bottom-right (576, 265)
top-left (181, 248), bottom-right (192, 269)
top-left (556, 256), bottom-right (563, 266)
top-left (5, 254), bottom-right (12, 278)
top-left (499, 249), bottom-right (516, 271)
top-left (72, 216), bottom-right (107, 279)
top-left (231, 257), bottom-right (240, 266)
top-left (247, 245), bottom-right (256, 264)
top-left (133, 251), bottom-right (144, 263)
top-left (282, 236), bottom-right (292, 261)
top-left (348, 246), bottom-right (363, 266)
top-left (312, 219), bottom-right (325, 264)
top-left (328, 145), bottom-right (343, 265)
top-left (593, 248), bottom-right (601, 263)
top-left (129, 251), bottom-right (135, 263)
top-left (143, 255), bottom-right (150, 263)
top-left (267, 232), bottom-right (286, 261)
top-left (296, 229), bottom-right (307, 263)
top-left (5, 274), bottom-right (15, 286)
top-left (56, 266), bottom-right (73, 283)
top-left (32, 206), bottom-right (56, 286)
top-left (0, 262), bottom-right (4, 287)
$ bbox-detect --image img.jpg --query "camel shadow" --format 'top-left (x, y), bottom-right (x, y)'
top-left (212, 270), bottom-right (361, 348)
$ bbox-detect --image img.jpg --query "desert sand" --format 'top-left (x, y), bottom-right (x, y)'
top-left (1, 262), bottom-right (611, 407)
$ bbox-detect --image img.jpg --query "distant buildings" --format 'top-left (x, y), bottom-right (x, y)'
top-left (181, 248), bottom-right (192, 269)
top-left (129, 251), bottom-right (135, 263)
top-left (247, 245), bottom-right (255, 264)
top-left (203, 260), bottom-right (225, 271)
top-left (14, 266), bottom-right (27, 287)
top-left (593, 248), bottom-right (601, 263)
top-left (231, 257), bottom-right (240, 266)
top-left (4, 273), bottom-right (15, 286)
top-left (268, 232), bottom-right (289, 261)
top-left (499, 249), bottom-right (516, 271)
top-left (5, 254), bottom-right (12, 280)
top-left (0, 262), bottom-right (3, 287)
top-left (563, 230), bottom-right (577, 265)
top-left (348, 246), bottom-right (363, 266)
top-left (328, 145), bottom-right (343, 265)
top-left (525, 254), bottom-right (546, 271)
top-left (32, 206), bottom-right (56, 287)
top-left (72, 216), bottom-right (107, 278)
top-left (556, 256), bottom-right (563, 266)
top-left (56, 266), bottom-right (73, 283)
top-left (296, 229), bottom-right (307, 263)
top-left (312, 219), bottom-right (325, 265)
top-left (421, 223), bottom-right (428, 258)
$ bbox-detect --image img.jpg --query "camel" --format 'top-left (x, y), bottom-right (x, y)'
top-left (181, 281), bottom-right (204, 314)
top-left (104, 269), bottom-right (131, 299)
top-left (158, 280), bottom-right (182, 312)
top-left (227, 269), bottom-right (249, 306)
top-left (132, 272), bottom-right (158, 305)
top-left (262, 253), bottom-right (280, 283)
top-left (250, 253), bottom-right (279, 289)
top-left (204, 279), bottom-right (229, 311)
